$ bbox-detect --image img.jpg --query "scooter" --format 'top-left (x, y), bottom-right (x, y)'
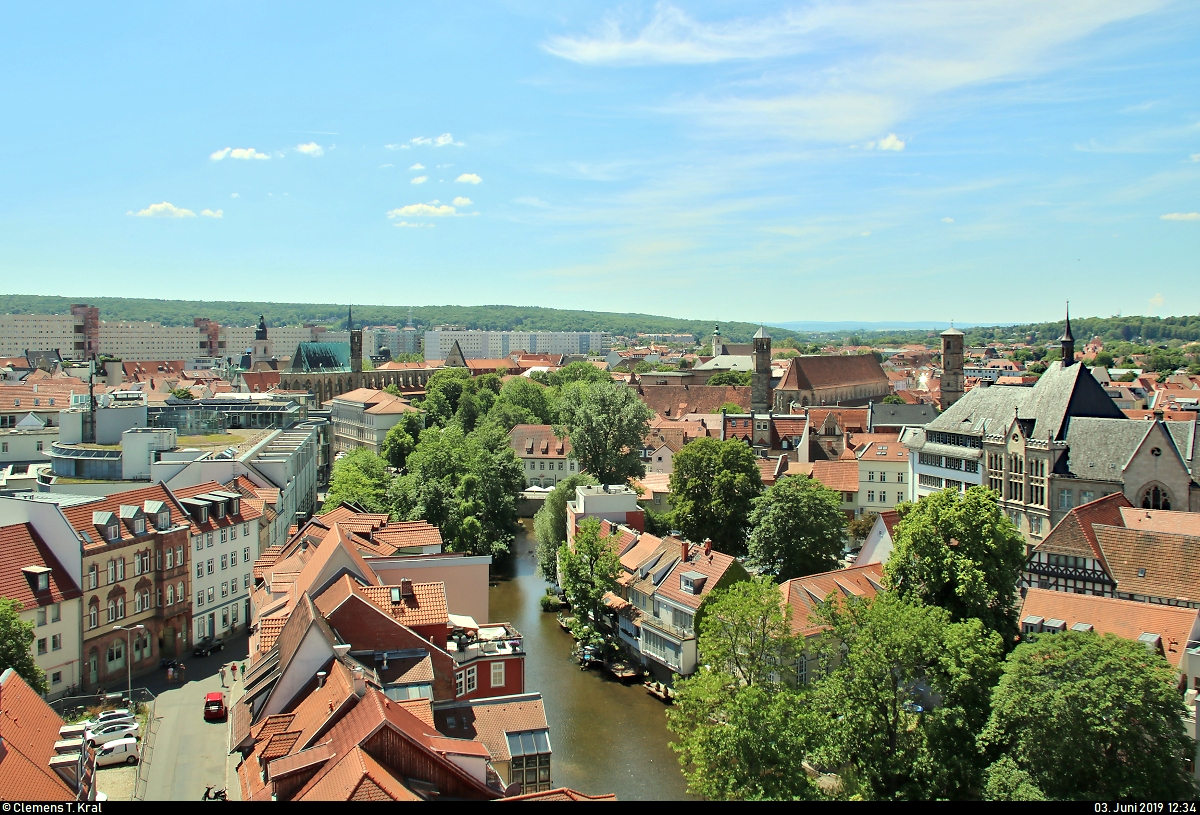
top-left (202, 785), bottom-right (227, 801)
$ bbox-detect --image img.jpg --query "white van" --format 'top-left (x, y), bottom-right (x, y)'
top-left (95, 737), bottom-right (139, 767)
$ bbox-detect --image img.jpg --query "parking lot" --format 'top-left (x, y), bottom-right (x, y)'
top-left (141, 630), bottom-right (248, 801)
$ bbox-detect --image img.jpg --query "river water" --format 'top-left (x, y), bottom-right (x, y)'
top-left (488, 521), bottom-right (692, 801)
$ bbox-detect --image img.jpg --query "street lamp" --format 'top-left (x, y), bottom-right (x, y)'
top-left (113, 624), bottom-right (145, 705)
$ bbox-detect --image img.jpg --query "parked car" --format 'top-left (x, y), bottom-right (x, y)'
top-left (203, 692), bottom-right (226, 721)
top-left (95, 738), bottom-right (140, 767)
top-left (85, 709), bottom-right (133, 729)
top-left (193, 636), bottom-right (224, 658)
top-left (86, 721), bottom-right (140, 747)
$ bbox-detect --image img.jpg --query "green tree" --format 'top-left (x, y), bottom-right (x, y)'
top-left (169, 387), bottom-right (194, 400)
top-left (846, 512), bottom-right (876, 541)
top-left (322, 448), bottom-right (390, 513)
top-left (380, 412), bottom-right (425, 469)
top-left (532, 473), bottom-right (597, 580)
top-left (809, 594), bottom-right (1004, 800)
top-left (0, 597), bottom-right (47, 695)
top-left (495, 377), bottom-right (553, 424)
top-left (707, 371), bottom-right (752, 387)
top-left (696, 576), bottom-right (797, 688)
top-left (547, 360), bottom-right (612, 387)
top-left (557, 517), bottom-right (620, 626)
top-left (668, 673), bottom-right (817, 801)
top-left (884, 486), bottom-right (1025, 642)
top-left (717, 401), bottom-right (743, 414)
top-left (1092, 350), bottom-right (1114, 368)
top-left (556, 381), bottom-right (654, 484)
top-left (978, 631), bottom-right (1195, 801)
top-left (633, 360), bottom-right (653, 374)
top-left (416, 368), bottom-right (473, 427)
top-left (882, 394), bottom-right (906, 405)
top-left (670, 438), bottom-right (763, 556)
top-left (391, 424), bottom-right (524, 558)
top-left (747, 475), bottom-right (846, 580)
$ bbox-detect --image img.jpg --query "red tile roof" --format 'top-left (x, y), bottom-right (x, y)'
top-left (1118, 507), bottom-right (1200, 537)
top-left (171, 480), bottom-right (264, 534)
top-left (433, 693), bottom-right (549, 762)
top-left (777, 355), bottom-right (889, 391)
top-left (508, 425), bottom-right (572, 459)
top-left (810, 461), bottom-right (860, 494)
top-left (1034, 492), bottom-right (1132, 572)
top-left (780, 563), bottom-right (885, 636)
top-left (637, 385), bottom-right (751, 418)
top-left (60, 483), bottom-right (186, 550)
top-left (655, 542), bottom-right (741, 611)
top-left (0, 669), bottom-right (77, 801)
top-left (501, 788), bottom-right (616, 801)
top-left (1020, 588), bottom-right (1199, 669)
top-left (0, 523), bottom-right (80, 611)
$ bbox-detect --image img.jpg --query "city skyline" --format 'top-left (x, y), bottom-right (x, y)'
top-left (1, 1), bottom-right (1198, 324)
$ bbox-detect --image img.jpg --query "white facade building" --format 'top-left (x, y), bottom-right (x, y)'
top-left (0, 313), bottom-right (81, 359)
top-left (424, 330), bottom-right (610, 361)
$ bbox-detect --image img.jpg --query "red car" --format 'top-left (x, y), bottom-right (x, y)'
top-left (203, 691), bottom-right (226, 721)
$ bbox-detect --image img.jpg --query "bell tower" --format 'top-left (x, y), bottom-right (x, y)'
top-left (752, 326), bottom-right (772, 414)
top-left (1059, 304), bottom-right (1075, 367)
top-left (940, 326), bottom-right (965, 409)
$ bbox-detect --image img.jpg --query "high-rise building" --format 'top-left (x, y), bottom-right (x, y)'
top-left (423, 329), bottom-right (610, 361)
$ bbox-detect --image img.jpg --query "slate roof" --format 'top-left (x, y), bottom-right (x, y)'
top-left (867, 402), bottom-right (938, 428)
top-left (290, 342), bottom-right (352, 373)
top-left (1062, 418), bottom-right (1196, 479)
top-left (0, 523), bottom-right (80, 612)
top-left (1020, 588), bottom-right (1198, 669)
top-left (0, 669), bottom-right (78, 801)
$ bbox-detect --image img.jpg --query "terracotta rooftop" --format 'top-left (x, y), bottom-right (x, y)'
top-left (777, 355), bottom-right (889, 391)
top-left (810, 461), bottom-right (860, 494)
top-left (501, 788), bottom-right (617, 801)
top-left (655, 542), bottom-right (740, 611)
top-left (637, 384), bottom-right (751, 418)
top-left (1020, 588), bottom-right (1199, 669)
top-left (60, 483), bottom-right (186, 550)
top-left (779, 563), bottom-right (886, 636)
top-left (1094, 524), bottom-right (1200, 606)
top-left (0, 669), bottom-right (77, 801)
top-left (1118, 507), bottom-right (1200, 537)
top-left (0, 523), bottom-right (81, 612)
top-left (432, 692), bottom-right (549, 762)
top-left (508, 424), bottom-right (572, 460)
top-left (1032, 493), bottom-right (1133, 573)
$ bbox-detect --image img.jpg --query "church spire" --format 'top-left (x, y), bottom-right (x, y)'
top-left (347, 305), bottom-right (354, 332)
top-left (1059, 302), bottom-right (1075, 366)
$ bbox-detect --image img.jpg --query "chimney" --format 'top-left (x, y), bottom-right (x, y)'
top-left (400, 578), bottom-right (414, 598)
top-left (351, 666), bottom-right (367, 698)
top-left (316, 670), bottom-right (327, 688)
top-left (680, 538), bottom-right (689, 562)
top-left (703, 538), bottom-right (712, 557)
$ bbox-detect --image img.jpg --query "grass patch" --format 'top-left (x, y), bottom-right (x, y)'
top-left (177, 433), bottom-right (246, 447)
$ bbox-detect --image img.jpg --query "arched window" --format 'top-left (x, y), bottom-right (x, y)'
top-left (1142, 486), bottom-right (1172, 511)
top-left (107, 560), bottom-right (116, 584)
top-left (107, 600), bottom-right (116, 622)
top-left (167, 584), bottom-right (175, 605)
top-left (177, 581), bottom-right (185, 602)
top-left (89, 603), bottom-right (98, 630)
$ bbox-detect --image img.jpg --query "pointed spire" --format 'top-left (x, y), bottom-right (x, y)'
top-left (1060, 302), bottom-right (1074, 342)
top-left (347, 305), bottom-right (354, 332)
top-left (1059, 301), bottom-right (1075, 366)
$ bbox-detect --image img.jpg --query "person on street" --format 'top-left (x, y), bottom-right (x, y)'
top-left (230, 663), bottom-right (237, 682)
top-left (219, 666), bottom-right (226, 687)
top-left (167, 666), bottom-right (174, 683)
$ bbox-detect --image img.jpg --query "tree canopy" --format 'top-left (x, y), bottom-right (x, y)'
top-left (747, 475), bottom-right (846, 580)
top-left (557, 517), bottom-right (621, 627)
top-left (978, 631), bottom-right (1195, 801)
top-left (556, 380), bottom-right (653, 484)
top-left (0, 597), bottom-right (47, 695)
top-left (380, 411), bottom-right (426, 468)
top-left (321, 448), bottom-right (390, 513)
top-left (884, 486), bottom-right (1026, 641)
top-left (707, 371), bottom-right (752, 387)
top-left (533, 473), bottom-right (597, 580)
top-left (695, 576), bottom-right (797, 688)
top-left (669, 437), bottom-right (763, 556)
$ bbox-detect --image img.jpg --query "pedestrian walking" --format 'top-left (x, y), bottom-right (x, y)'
top-left (167, 666), bottom-right (174, 683)
top-left (230, 663), bottom-right (238, 682)
top-left (219, 666), bottom-right (226, 687)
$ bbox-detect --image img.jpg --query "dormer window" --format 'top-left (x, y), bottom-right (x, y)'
top-left (680, 570), bottom-right (706, 595)
top-left (133, 518), bottom-right (146, 535)
top-left (157, 511), bottom-right (170, 529)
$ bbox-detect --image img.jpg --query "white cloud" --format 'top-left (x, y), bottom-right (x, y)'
top-left (408, 133), bottom-right (464, 147)
top-left (452, 196), bottom-right (473, 207)
top-left (231, 193), bottom-right (240, 198)
top-left (1149, 293), bottom-right (1165, 307)
top-left (941, 217), bottom-right (954, 223)
top-left (393, 221), bottom-right (434, 228)
top-left (456, 173), bottom-right (482, 184)
top-left (411, 176), bottom-right (428, 185)
top-left (384, 143), bottom-right (410, 150)
top-left (1161, 212), bottom-right (1200, 221)
top-left (861, 231), bottom-right (871, 237)
top-left (210, 147), bottom-right (270, 161)
top-left (387, 203), bottom-right (458, 218)
top-left (200, 209), bottom-right (223, 218)
top-left (546, 2), bottom-right (1169, 143)
top-left (867, 133), bottom-right (905, 151)
top-left (409, 163), bottom-right (425, 170)
top-left (295, 142), bottom-right (324, 157)
top-left (128, 202), bottom-right (196, 218)
top-left (1191, 154), bottom-right (1200, 162)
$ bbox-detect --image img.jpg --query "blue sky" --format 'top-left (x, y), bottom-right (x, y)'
top-left (1, 1), bottom-right (1198, 325)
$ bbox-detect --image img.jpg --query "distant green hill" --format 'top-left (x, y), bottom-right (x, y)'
top-left (0, 294), bottom-right (790, 344)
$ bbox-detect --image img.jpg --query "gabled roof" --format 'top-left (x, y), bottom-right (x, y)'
top-left (433, 692), bottom-right (549, 762)
top-left (0, 669), bottom-right (77, 801)
top-left (61, 483), bottom-right (185, 550)
top-left (508, 425), bottom-right (572, 459)
top-left (1032, 492), bottom-right (1132, 570)
top-left (779, 563), bottom-right (885, 636)
top-left (1119, 507), bottom-right (1200, 537)
top-left (810, 461), bottom-right (860, 494)
top-left (290, 342), bottom-right (352, 373)
top-left (1094, 524), bottom-right (1200, 606)
top-left (0, 523), bottom-right (80, 611)
top-left (777, 355), bottom-right (889, 392)
top-left (655, 542), bottom-right (740, 611)
top-left (637, 384), bottom-right (751, 417)
top-left (1020, 588), bottom-right (1198, 669)
top-left (500, 788), bottom-right (617, 801)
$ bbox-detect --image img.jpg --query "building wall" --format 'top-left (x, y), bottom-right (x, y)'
top-left (424, 330), bottom-right (610, 361)
top-left (26, 597), bottom-right (83, 699)
top-left (191, 520), bottom-right (255, 640)
top-left (454, 654), bottom-right (524, 701)
top-left (0, 313), bottom-right (82, 359)
top-left (0, 428), bottom-right (55, 465)
top-left (859, 459), bottom-right (909, 511)
top-left (518, 454), bottom-right (581, 487)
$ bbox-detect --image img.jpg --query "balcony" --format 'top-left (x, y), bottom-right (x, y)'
top-left (640, 613), bottom-right (693, 642)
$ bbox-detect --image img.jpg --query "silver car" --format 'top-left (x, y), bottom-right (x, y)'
top-left (86, 720), bottom-right (140, 747)
top-left (86, 709), bottom-right (134, 729)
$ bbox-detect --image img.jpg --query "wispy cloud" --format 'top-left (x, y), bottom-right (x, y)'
top-left (1191, 154), bottom-right (1200, 162)
top-left (385, 143), bottom-right (410, 150)
top-left (210, 147), bottom-right (270, 161)
top-left (200, 209), bottom-right (223, 218)
top-left (410, 133), bottom-right (464, 148)
top-left (128, 202), bottom-right (196, 218)
top-left (1149, 293), bottom-right (1165, 307)
top-left (392, 221), bottom-right (434, 228)
top-left (295, 142), bottom-right (324, 157)
top-left (547, 1), bottom-right (1169, 143)
top-left (452, 197), bottom-right (473, 207)
top-left (1161, 212), bottom-right (1200, 221)
top-left (411, 176), bottom-right (428, 184)
top-left (456, 173), bottom-right (482, 184)
top-left (409, 163), bottom-right (425, 170)
top-left (867, 133), bottom-right (905, 151)
top-left (388, 202), bottom-right (459, 218)
top-left (231, 193), bottom-right (240, 198)
top-left (941, 217), bottom-right (954, 223)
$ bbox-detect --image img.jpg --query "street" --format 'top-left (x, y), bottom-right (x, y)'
top-left (141, 630), bottom-right (248, 801)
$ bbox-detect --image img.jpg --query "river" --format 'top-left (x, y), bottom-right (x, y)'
top-left (488, 521), bottom-right (692, 801)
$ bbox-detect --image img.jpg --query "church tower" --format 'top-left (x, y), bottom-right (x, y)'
top-left (252, 314), bottom-right (273, 364)
top-left (940, 326), bottom-right (965, 409)
top-left (752, 326), bottom-right (772, 414)
top-left (711, 324), bottom-right (723, 357)
top-left (1059, 304), bottom-right (1075, 367)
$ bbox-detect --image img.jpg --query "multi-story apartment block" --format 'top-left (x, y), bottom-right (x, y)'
top-left (424, 329), bottom-right (610, 361)
top-left (59, 485), bottom-right (193, 690)
top-left (856, 437), bottom-right (911, 511)
top-left (0, 515), bottom-right (83, 698)
top-left (330, 388), bottom-right (420, 456)
top-left (172, 483), bottom-right (261, 640)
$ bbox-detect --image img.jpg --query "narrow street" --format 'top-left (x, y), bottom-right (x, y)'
top-left (141, 631), bottom-right (248, 801)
